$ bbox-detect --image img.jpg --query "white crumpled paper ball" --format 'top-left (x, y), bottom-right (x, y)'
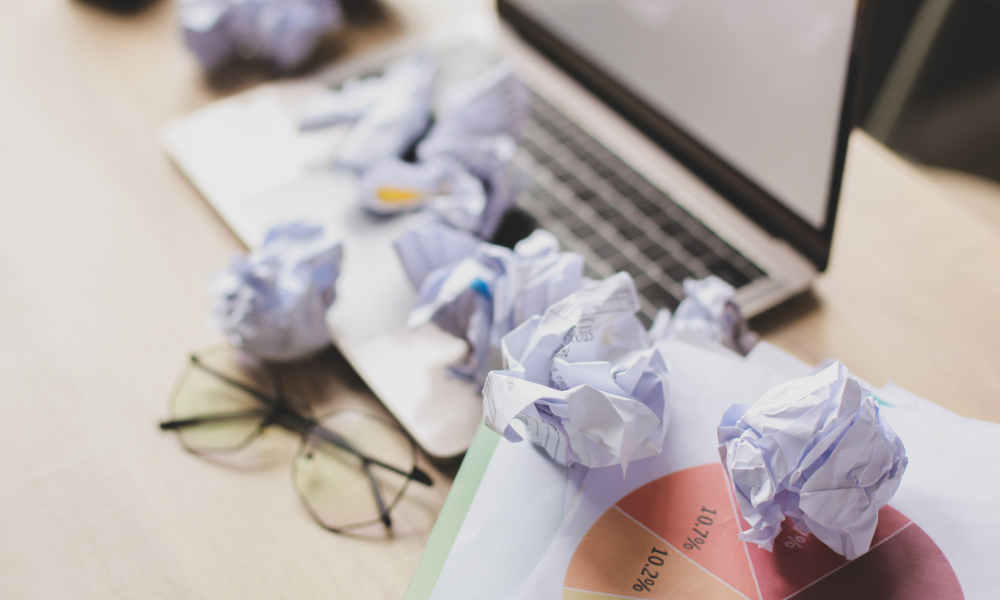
top-left (181, 0), bottom-right (343, 73)
top-left (484, 272), bottom-right (669, 472)
top-left (402, 228), bottom-right (584, 384)
top-left (208, 221), bottom-right (343, 362)
top-left (650, 275), bottom-right (757, 355)
top-left (718, 361), bottom-right (907, 560)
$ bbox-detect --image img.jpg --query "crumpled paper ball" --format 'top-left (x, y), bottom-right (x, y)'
top-left (355, 61), bottom-right (526, 238)
top-left (402, 228), bottom-right (584, 384)
top-left (483, 272), bottom-right (669, 472)
top-left (359, 156), bottom-right (488, 233)
top-left (208, 221), bottom-right (343, 362)
top-left (718, 361), bottom-right (908, 560)
top-left (394, 221), bottom-right (481, 291)
top-left (649, 275), bottom-right (757, 355)
top-left (181, 0), bottom-right (343, 73)
top-left (416, 133), bottom-right (521, 239)
top-left (421, 61), bottom-right (526, 143)
top-left (296, 53), bottom-right (438, 172)
top-left (334, 53), bottom-right (438, 172)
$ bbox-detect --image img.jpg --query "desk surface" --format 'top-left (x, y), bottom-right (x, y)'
top-left (1, 1), bottom-right (999, 598)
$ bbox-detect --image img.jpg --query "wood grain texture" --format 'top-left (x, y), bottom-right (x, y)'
top-left (0, 0), bottom-right (997, 598)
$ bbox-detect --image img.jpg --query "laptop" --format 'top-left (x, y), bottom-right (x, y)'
top-left (161, 1), bottom-right (871, 460)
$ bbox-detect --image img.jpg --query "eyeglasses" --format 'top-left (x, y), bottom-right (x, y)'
top-left (159, 347), bottom-right (432, 534)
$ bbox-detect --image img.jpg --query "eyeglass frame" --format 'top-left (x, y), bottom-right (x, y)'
top-left (159, 352), bottom-right (432, 533)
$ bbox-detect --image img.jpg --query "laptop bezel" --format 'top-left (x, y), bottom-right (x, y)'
top-left (496, 0), bottom-right (874, 271)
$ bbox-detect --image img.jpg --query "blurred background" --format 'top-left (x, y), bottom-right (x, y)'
top-left (860, 0), bottom-right (1000, 226)
top-left (76, 0), bottom-right (1000, 223)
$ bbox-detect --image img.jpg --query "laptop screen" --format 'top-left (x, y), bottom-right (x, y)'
top-left (499, 0), bottom-right (868, 270)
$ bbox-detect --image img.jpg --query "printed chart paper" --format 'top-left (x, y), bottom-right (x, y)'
top-left (520, 341), bottom-right (1000, 599)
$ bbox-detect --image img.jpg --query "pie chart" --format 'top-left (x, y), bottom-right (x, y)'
top-left (563, 463), bottom-right (963, 599)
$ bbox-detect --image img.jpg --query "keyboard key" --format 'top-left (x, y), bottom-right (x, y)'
top-left (606, 252), bottom-right (631, 270)
top-left (592, 243), bottom-right (618, 261)
top-left (639, 282), bottom-right (680, 311)
top-left (705, 259), bottom-right (752, 288)
top-left (632, 196), bottom-right (662, 217)
top-left (571, 221), bottom-right (597, 240)
top-left (661, 220), bottom-right (687, 237)
top-left (631, 233), bottom-right (655, 250)
top-left (621, 261), bottom-right (647, 279)
top-left (596, 205), bottom-right (623, 221)
top-left (608, 215), bottom-right (632, 231)
top-left (587, 195), bottom-right (611, 212)
top-left (549, 204), bottom-right (573, 220)
top-left (562, 211), bottom-right (587, 227)
top-left (619, 224), bottom-right (644, 240)
top-left (640, 243), bottom-right (669, 262)
top-left (567, 179), bottom-right (589, 195)
top-left (684, 239), bottom-right (711, 257)
top-left (664, 262), bottom-right (694, 282)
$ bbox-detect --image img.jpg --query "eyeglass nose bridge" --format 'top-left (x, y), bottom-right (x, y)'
top-left (262, 401), bottom-right (316, 438)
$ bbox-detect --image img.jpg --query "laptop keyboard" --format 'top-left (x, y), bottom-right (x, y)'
top-left (514, 90), bottom-right (767, 324)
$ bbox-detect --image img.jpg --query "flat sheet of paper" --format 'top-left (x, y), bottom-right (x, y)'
top-left (427, 420), bottom-right (587, 600)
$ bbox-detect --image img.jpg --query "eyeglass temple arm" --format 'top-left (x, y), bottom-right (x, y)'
top-left (182, 355), bottom-right (432, 486)
top-left (190, 355), bottom-right (280, 408)
top-left (159, 409), bottom-right (269, 430)
top-left (362, 462), bottom-right (393, 528)
top-left (289, 416), bottom-right (433, 487)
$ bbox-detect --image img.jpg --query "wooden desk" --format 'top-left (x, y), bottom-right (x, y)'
top-left (1, 1), bottom-right (998, 598)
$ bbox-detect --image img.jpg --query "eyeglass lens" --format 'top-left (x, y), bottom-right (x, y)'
top-left (171, 348), bottom-right (277, 453)
top-left (294, 410), bottom-right (418, 532)
top-left (167, 348), bottom-right (422, 533)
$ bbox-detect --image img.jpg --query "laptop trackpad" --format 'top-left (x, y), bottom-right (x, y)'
top-left (242, 170), bottom-right (433, 341)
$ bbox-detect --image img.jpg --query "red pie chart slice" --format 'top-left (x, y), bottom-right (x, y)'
top-left (793, 522), bottom-right (963, 599)
top-left (563, 464), bottom-right (964, 600)
top-left (617, 463), bottom-right (759, 599)
top-left (746, 504), bottom-right (912, 599)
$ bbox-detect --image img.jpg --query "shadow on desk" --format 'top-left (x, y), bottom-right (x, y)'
top-left (749, 290), bottom-right (822, 339)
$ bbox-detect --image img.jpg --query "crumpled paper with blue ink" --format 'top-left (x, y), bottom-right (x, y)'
top-left (393, 221), bottom-right (480, 290)
top-left (482, 272), bottom-right (670, 472)
top-left (181, 0), bottom-right (342, 73)
top-left (718, 361), bottom-right (908, 560)
top-left (401, 228), bottom-right (585, 384)
top-left (208, 221), bottom-right (343, 362)
top-left (649, 275), bottom-right (757, 355)
top-left (356, 61), bottom-right (526, 238)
